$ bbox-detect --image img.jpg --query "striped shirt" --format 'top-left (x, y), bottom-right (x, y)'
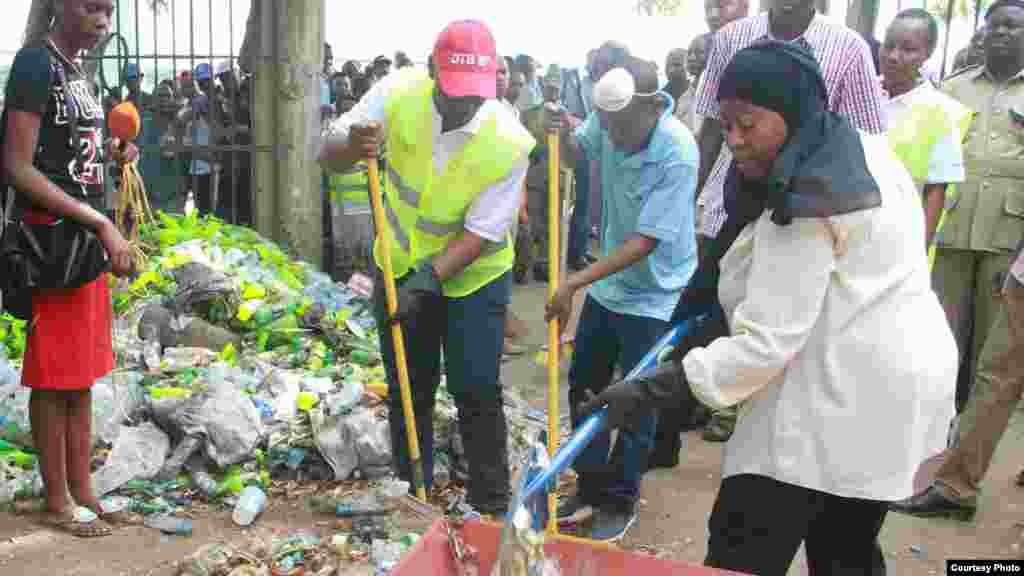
top-left (694, 12), bottom-right (886, 237)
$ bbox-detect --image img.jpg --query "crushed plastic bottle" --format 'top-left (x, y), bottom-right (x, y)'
top-left (371, 539), bottom-right (405, 574)
top-left (309, 493), bottom-right (389, 517)
top-left (233, 485), bottom-right (267, 526)
top-left (325, 381), bottom-right (363, 416)
top-left (99, 495), bottom-right (132, 514)
top-left (191, 468), bottom-right (219, 498)
top-left (302, 377), bottom-right (334, 395)
top-left (376, 478), bottom-right (410, 499)
top-left (144, 514), bottom-right (193, 536)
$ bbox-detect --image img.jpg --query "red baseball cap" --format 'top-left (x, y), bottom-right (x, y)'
top-left (432, 20), bottom-right (497, 99)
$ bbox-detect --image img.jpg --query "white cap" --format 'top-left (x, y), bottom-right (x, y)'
top-left (592, 67), bottom-right (634, 112)
top-left (215, 60), bottom-right (235, 77)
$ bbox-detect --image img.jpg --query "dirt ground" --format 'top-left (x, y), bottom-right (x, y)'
top-left (0, 282), bottom-right (1021, 575)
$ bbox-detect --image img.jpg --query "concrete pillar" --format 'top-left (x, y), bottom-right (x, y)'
top-left (275, 0), bottom-right (325, 267)
top-left (252, 0), bottom-right (324, 268)
top-left (252, 0), bottom-right (277, 241)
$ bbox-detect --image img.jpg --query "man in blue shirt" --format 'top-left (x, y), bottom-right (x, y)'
top-left (545, 55), bottom-right (698, 541)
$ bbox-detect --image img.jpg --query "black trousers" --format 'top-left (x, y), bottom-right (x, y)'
top-left (372, 269), bottom-right (511, 514)
top-left (191, 173), bottom-right (214, 216)
top-left (705, 474), bottom-right (888, 576)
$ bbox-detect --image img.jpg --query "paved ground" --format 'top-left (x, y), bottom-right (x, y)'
top-left (0, 281), bottom-right (1020, 575)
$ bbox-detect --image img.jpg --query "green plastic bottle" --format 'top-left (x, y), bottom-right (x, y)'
top-left (349, 349), bottom-right (372, 366)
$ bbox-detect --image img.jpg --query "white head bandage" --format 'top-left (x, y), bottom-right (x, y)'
top-left (593, 67), bottom-right (659, 113)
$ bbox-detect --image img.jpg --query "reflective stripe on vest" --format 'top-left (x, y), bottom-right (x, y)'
top-left (381, 179), bottom-right (509, 254)
top-left (375, 70), bottom-right (535, 297)
top-left (329, 163), bottom-right (370, 205)
top-left (387, 165), bottom-right (420, 207)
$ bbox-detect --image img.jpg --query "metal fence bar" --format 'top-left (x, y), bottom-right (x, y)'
top-left (229, 0), bottom-right (239, 225)
top-left (134, 0), bottom-right (141, 82)
top-left (107, 0), bottom-right (260, 227)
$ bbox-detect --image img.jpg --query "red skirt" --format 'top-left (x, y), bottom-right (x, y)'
top-left (20, 212), bottom-right (114, 391)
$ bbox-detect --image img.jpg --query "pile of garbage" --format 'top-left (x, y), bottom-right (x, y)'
top-left (0, 212), bottom-right (554, 571)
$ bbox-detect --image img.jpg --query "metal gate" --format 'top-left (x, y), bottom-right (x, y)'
top-left (93, 0), bottom-right (264, 227)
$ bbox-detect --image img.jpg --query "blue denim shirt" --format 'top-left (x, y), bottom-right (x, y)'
top-left (575, 94), bottom-right (699, 321)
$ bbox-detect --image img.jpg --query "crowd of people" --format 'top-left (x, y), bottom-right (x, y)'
top-left (4, 0), bottom-right (1024, 573)
top-left (106, 57), bottom-right (254, 226)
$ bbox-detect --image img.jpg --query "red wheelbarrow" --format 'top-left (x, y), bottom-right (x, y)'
top-left (391, 518), bottom-right (750, 575)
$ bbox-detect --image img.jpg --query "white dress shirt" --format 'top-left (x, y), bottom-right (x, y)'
top-left (325, 70), bottom-right (530, 243)
top-left (683, 132), bottom-right (957, 501)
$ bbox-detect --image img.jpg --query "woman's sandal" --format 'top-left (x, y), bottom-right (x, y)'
top-left (39, 506), bottom-right (111, 538)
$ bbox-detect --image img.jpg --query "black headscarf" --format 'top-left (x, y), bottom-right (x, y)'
top-left (989, 0), bottom-right (1024, 16)
top-left (670, 41), bottom-right (881, 329)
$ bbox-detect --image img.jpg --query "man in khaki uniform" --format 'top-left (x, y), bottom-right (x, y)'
top-left (891, 0), bottom-right (1024, 520)
top-left (933, 0), bottom-right (1024, 417)
top-left (893, 237), bottom-right (1024, 520)
top-left (516, 64), bottom-right (574, 284)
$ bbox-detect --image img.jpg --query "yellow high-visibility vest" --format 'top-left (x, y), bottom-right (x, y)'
top-left (887, 86), bottom-right (974, 268)
top-left (329, 162), bottom-right (371, 205)
top-left (376, 70), bottom-right (535, 297)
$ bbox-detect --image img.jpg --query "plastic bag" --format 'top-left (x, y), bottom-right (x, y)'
top-left (152, 381), bottom-right (263, 469)
top-left (266, 370), bottom-right (300, 423)
top-left (156, 434), bottom-right (202, 482)
top-left (349, 409), bottom-right (391, 471)
top-left (199, 386), bottom-right (264, 468)
top-left (0, 380), bottom-right (32, 450)
top-left (169, 261), bottom-right (237, 314)
top-left (92, 371), bottom-right (146, 445)
top-left (92, 422), bottom-right (171, 496)
top-left (310, 407), bottom-right (358, 481)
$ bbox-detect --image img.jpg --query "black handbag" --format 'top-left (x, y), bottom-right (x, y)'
top-left (0, 44), bottom-right (111, 320)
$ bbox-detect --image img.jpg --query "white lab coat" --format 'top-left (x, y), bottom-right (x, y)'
top-left (683, 132), bottom-right (957, 502)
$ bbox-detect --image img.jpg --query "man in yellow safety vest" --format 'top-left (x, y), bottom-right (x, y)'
top-left (318, 20), bottom-right (535, 515)
top-left (326, 162), bottom-right (375, 280)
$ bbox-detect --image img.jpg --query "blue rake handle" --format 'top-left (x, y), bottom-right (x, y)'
top-left (515, 318), bottom-right (695, 506)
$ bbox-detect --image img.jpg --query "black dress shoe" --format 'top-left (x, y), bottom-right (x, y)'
top-left (889, 485), bottom-right (976, 521)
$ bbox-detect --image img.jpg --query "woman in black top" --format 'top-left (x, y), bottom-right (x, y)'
top-left (2, 0), bottom-right (137, 537)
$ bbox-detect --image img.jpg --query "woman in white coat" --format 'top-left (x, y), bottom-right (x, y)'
top-left (580, 41), bottom-right (957, 576)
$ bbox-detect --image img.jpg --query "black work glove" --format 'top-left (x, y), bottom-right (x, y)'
top-left (391, 263), bottom-right (442, 325)
top-left (578, 361), bottom-right (688, 430)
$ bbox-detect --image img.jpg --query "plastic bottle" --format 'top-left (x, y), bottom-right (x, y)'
top-left (144, 514), bottom-right (194, 536)
top-left (326, 381), bottom-right (363, 416)
top-left (349, 349), bottom-right (373, 366)
top-left (233, 485), bottom-right (267, 526)
top-left (140, 324), bottom-right (162, 371)
top-left (191, 468), bottom-right (219, 498)
top-left (376, 478), bottom-right (410, 499)
top-left (185, 191), bottom-right (196, 216)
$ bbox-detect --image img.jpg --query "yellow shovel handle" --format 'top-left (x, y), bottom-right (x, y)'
top-left (546, 131), bottom-right (561, 534)
top-left (367, 157), bottom-right (427, 502)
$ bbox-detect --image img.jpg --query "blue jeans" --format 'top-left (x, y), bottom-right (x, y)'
top-left (567, 146), bottom-right (591, 267)
top-left (373, 269), bottom-right (511, 513)
top-left (569, 295), bottom-right (668, 511)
